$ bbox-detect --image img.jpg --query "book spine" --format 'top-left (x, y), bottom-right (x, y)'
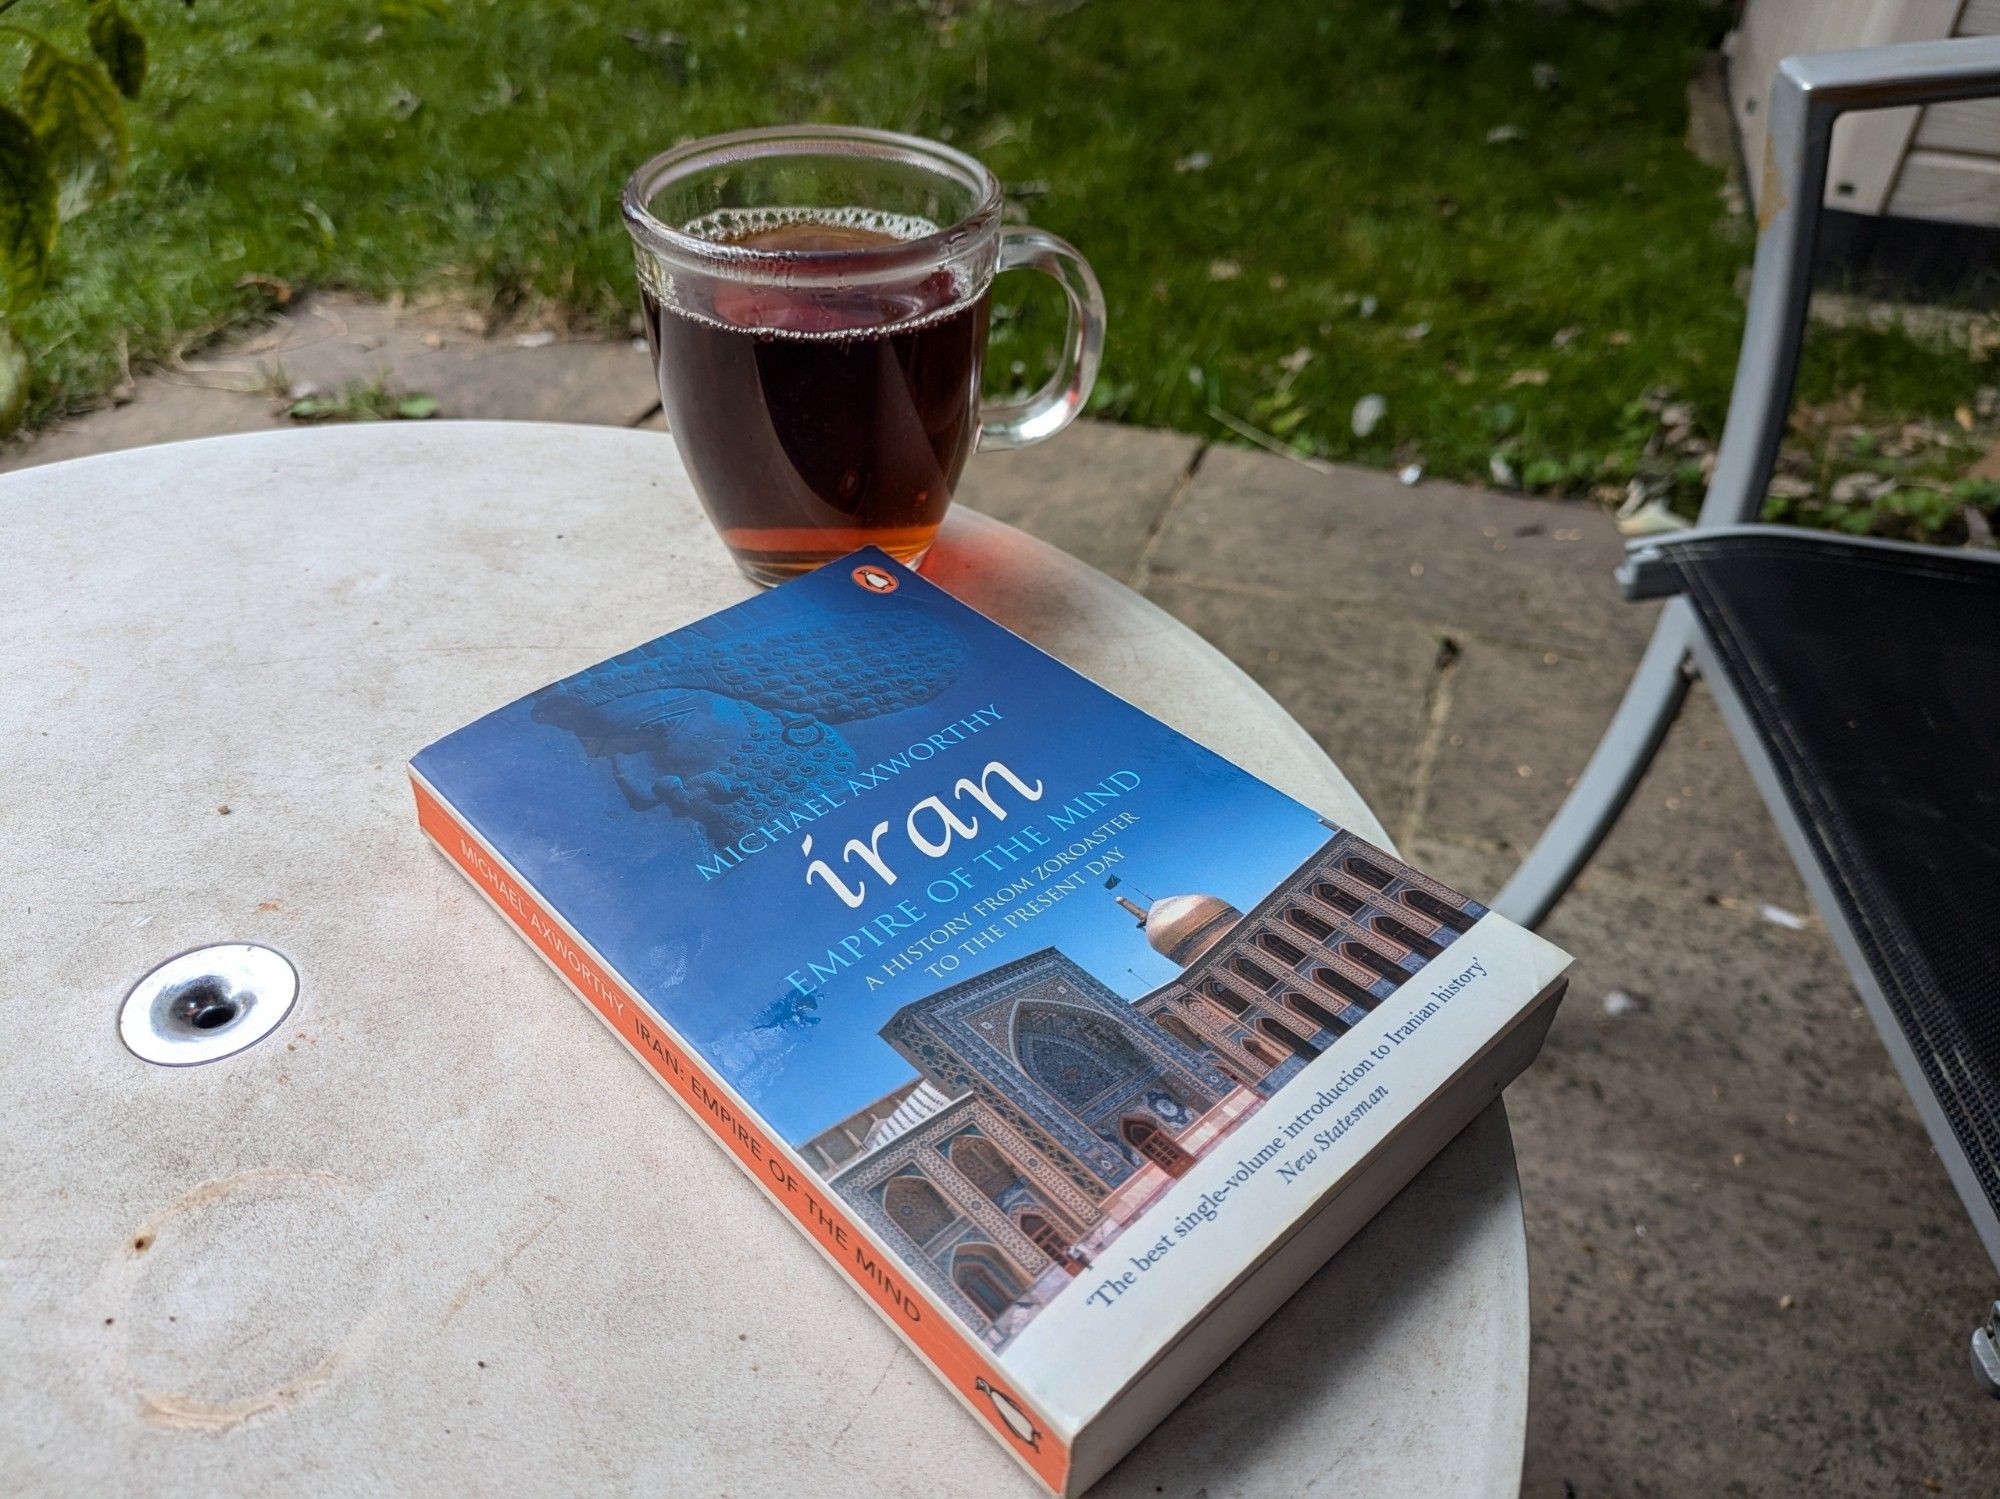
top-left (411, 774), bottom-right (1071, 1495)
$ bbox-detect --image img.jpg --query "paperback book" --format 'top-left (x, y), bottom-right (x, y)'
top-left (410, 549), bottom-right (1571, 1494)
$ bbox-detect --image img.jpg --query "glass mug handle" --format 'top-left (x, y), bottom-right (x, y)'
top-left (978, 226), bottom-right (1106, 452)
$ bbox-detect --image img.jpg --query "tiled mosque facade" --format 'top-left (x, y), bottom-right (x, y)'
top-left (800, 830), bottom-right (1485, 1348)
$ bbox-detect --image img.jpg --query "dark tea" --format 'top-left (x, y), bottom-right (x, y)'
top-left (642, 208), bottom-right (991, 583)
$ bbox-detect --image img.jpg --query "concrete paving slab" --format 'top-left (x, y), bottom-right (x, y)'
top-left (1592, 686), bottom-right (1812, 910)
top-left (1154, 444), bottom-right (1661, 660)
top-left (1141, 576), bottom-right (1447, 841)
top-left (1, 377), bottom-right (287, 473)
top-left (190, 295), bottom-right (660, 428)
top-left (954, 422), bottom-right (1200, 585)
top-left (1421, 635), bottom-right (1810, 908)
top-left (2, 296), bottom-right (661, 477)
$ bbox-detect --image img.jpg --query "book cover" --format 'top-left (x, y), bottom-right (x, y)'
top-left (409, 549), bottom-right (1571, 1493)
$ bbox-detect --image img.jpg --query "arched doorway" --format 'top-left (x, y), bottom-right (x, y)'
top-left (1240, 1035), bottom-right (1282, 1070)
top-left (1257, 1014), bottom-right (1321, 1061)
top-left (1313, 880), bottom-right (1364, 916)
top-left (1199, 978), bottom-right (1249, 1018)
top-left (1017, 1210), bottom-right (1070, 1262)
top-left (1157, 1013), bottom-right (1206, 1053)
top-left (1342, 940), bottom-right (1409, 984)
top-left (1400, 886), bottom-right (1472, 933)
top-left (1287, 906), bottom-right (1334, 942)
top-left (950, 1133), bottom-right (1024, 1207)
top-left (881, 1174), bottom-right (958, 1250)
top-left (1014, 1002), bottom-right (1156, 1122)
top-left (1344, 855), bottom-right (1392, 890)
top-left (1311, 964), bottom-right (1382, 1011)
top-left (952, 1242), bottom-right (1029, 1320)
top-left (1257, 930), bottom-right (1306, 967)
top-left (1373, 914), bottom-right (1443, 960)
top-left (1120, 1116), bottom-right (1194, 1177)
top-left (1284, 989), bottom-right (1349, 1035)
top-left (1229, 955), bottom-right (1280, 993)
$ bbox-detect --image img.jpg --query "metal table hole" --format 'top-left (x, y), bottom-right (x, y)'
top-left (119, 944), bottom-right (299, 1066)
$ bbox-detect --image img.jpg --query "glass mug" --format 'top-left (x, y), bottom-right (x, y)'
top-left (622, 126), bottom-right (1105, 586)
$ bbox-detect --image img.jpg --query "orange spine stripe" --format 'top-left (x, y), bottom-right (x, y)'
top-left (412, 775), bottom-right (1069, 1494)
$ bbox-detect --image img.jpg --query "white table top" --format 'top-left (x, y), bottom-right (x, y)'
top-left (2, 423), bottom-right (1528, 1496)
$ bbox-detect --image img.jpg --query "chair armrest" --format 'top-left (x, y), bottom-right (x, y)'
top-left (1699, 36), bottom-right (2000, 531)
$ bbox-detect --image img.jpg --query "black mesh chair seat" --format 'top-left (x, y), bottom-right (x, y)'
top-left (1635, 528), bottom-right (2000, 1250)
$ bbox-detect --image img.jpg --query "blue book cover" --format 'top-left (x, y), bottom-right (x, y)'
top-left (410, 549), bottom-right (1569, 1490)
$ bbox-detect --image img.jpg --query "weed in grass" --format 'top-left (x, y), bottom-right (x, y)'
top-left (286, 377), bottom-right (437, 423)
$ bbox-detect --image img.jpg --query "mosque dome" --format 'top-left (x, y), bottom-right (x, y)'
top-left (1144, 892), bottom-right (1243, 966)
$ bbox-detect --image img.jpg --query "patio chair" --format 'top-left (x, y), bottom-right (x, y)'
top-left (1488, 37), bottom-right (2000, 1390)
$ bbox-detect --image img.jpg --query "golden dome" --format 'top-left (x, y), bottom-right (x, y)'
top-left (1145, 892), bottom-right (1243, 966)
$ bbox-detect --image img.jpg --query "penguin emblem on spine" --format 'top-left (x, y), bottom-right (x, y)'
top-left (974, 1377), bottom-right (1041, 1450)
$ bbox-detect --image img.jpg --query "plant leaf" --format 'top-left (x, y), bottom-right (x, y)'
top-left (86, 2), bottom-right (147, 100)
top-left (0, 106), bottom-right (57, 314)
top-left (0, 318), bottom-right (29, 431)
top-left (19, 42), bottom-right (128, 221)
top-left (395, 394), bottom-right (438, 419)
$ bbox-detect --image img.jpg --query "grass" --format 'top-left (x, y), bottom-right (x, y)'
top-left (17, 0), bottom-right (1998, 537)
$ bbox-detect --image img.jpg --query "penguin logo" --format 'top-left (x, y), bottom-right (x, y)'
top-left (975, 1377), bottom-right (1041, 1451)
top-left (852, 563), bottom-right (900, 594)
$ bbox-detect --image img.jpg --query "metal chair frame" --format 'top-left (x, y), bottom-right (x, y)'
top-left (1488, 36), bottom-right (2000, 1387)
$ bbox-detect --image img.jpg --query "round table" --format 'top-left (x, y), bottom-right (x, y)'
top-left (3, 424), bottom-right (1529, 1496)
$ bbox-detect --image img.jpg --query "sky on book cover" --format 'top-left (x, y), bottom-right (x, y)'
top-left (413, 552), bottom-right (1336, 1143)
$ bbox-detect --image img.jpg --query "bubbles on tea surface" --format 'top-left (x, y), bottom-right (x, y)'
top-left (662, 205), bottom-right (979, 340)
top-left (683, 204), bottom-right (943, 247)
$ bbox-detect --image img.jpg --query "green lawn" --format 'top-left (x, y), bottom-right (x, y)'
top-left (19, 0), bottom-right (1998, 537)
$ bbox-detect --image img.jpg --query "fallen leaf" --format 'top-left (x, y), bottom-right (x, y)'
top-left (1351, 393), bottom-right (1386, 437)
top-left (1830, 471), bottom-right (1893, 504)
top-left (235, 272), bottom-right (294, 305)
top-left (1615, 493), bottom-right (1691, 538)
